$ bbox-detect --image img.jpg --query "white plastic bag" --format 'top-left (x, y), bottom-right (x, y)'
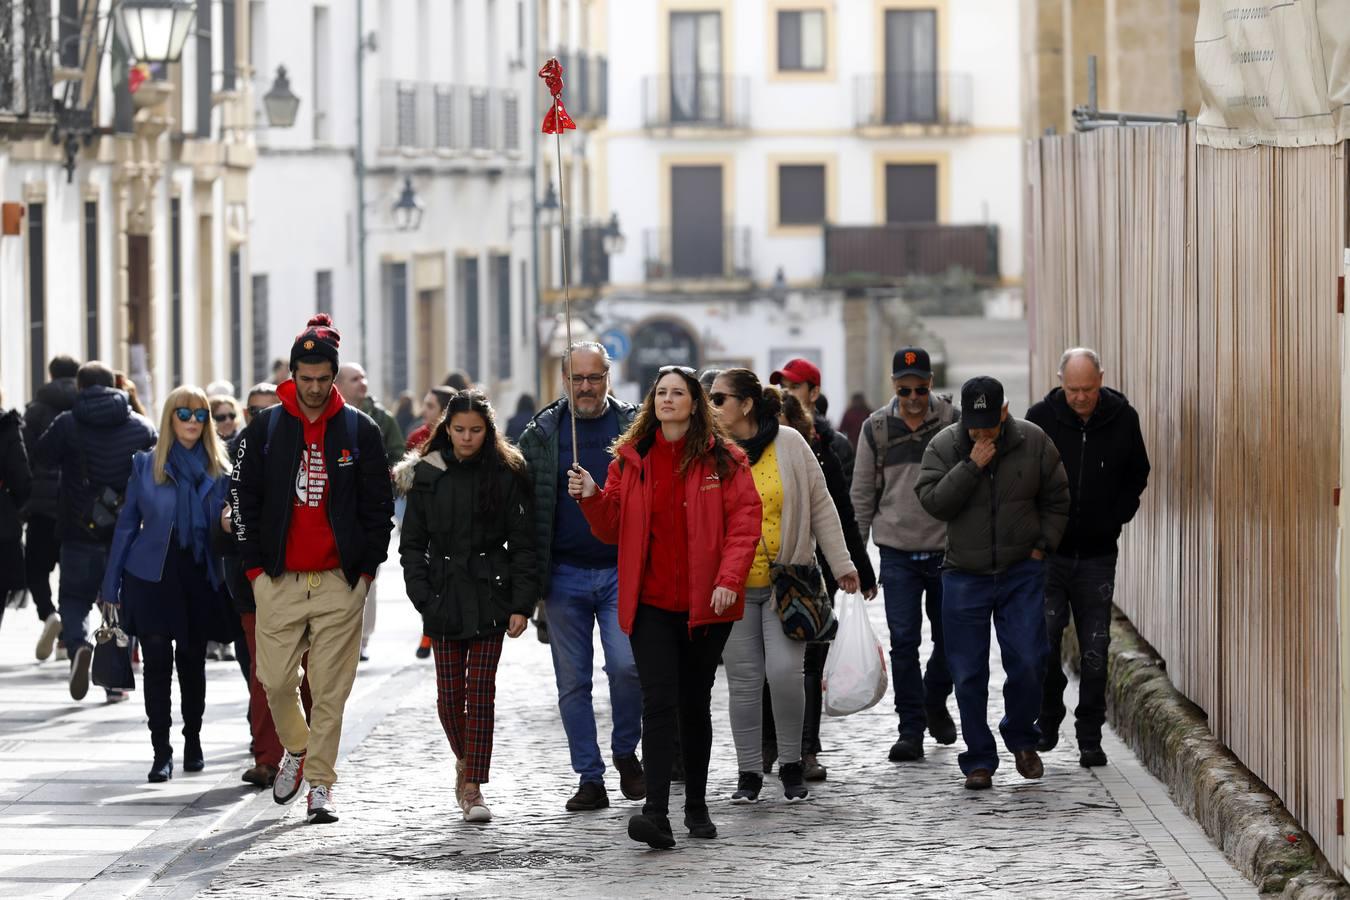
top-left (822, 594), bottom-right (889, 717)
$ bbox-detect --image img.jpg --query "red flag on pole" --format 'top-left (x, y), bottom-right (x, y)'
top-left (538, 58), bottom-right (577, 134)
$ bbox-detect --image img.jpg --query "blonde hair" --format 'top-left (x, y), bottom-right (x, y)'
top-left (154, 385), bottom-right (231, 484)
top-left (209, 393), bottom-right (244, 420)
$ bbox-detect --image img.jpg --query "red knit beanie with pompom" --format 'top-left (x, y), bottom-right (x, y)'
top-left (289, 313), bottom-right (342, 373)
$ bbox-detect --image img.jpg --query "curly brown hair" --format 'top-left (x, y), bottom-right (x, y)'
top-left (779, 390), bottom-right (816, 444)
top-left (613, 367), bottom-right (737, 477)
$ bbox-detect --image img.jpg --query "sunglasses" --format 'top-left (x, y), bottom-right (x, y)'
top-left (896, 386), bottom-right (931, 398)
top-left (657, 365), bottom-right (696, 377)
top-left (213, 411), bottom-right (237, 423)
top-left (246, 405), bottom-right (269, 418)
top-left (174, 407), bottom-right (210, 424)
top-left (708, 392), bottom-right (741, 407)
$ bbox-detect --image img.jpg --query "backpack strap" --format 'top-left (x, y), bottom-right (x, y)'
top-left (869, 410), bottom-right (892, 506)
top-left (344, 406), bottom-right (359, 447)
top-left (262, 407), bottom-right (282, 456)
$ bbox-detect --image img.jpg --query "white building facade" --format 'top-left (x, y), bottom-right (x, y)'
top-left (577, 0), bottom-right (1021, 402)
top-left (249, 0), bottom-right (538, 411)
top-left (2, 0), bottom-right (257, 411)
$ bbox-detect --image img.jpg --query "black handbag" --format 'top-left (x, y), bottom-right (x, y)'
top-left (91, 606), bottom-right (135, 692)
top-left (763, 539), bottom-right (838, 642)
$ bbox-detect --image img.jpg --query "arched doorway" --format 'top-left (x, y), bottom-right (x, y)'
top-left (628, 318), bottom-right (700, 395)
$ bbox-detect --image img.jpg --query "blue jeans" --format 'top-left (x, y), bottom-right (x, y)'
top-left (58, 540), bottom-right (109, 651)
top-left (942, 558), bottom-right (1049, 775)
top-left (545, 562), bottom-right (643, 784)
top-left (879, 548), bottom-right (953, 738)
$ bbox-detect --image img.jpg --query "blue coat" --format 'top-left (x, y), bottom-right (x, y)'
top-left (102, 451), bottom-right (230, 604)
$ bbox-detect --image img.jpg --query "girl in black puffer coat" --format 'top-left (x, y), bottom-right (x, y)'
top-left (0, 395), bottom-right (33, 625)
top-left (397, 391), bottom-right (536, 824)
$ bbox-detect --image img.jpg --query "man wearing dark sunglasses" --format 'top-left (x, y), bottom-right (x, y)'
top-left (848, 347), bottom-right (961, 764)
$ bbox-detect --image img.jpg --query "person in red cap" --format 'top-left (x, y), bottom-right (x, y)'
top-left (765, 358), bottom-right (876, 781)
top-left (230, 314), bottom-right (395, 824)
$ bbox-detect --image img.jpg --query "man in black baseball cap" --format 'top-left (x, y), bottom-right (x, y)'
top-left (914, 375), bottom-right (1069, 791)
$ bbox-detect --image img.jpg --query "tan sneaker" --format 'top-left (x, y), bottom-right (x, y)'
top-left (461, 787), bottom-right (491, 823)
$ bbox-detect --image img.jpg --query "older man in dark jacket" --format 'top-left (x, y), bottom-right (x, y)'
top-left (1027, 348), bottom-right (1150, 768)
top-left (35, 362), bottom-right (157, 700)
top-left (22, 354), bottom-right (79, 658)
top-left (916, 376), bottom-right (1069, 791)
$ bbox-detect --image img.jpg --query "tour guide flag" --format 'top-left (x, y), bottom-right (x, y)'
top-left (538, 58), bottom-right (577, 134)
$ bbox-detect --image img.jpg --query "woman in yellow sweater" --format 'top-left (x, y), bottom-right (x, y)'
top-left (709, 369), bottom-right (859, 803)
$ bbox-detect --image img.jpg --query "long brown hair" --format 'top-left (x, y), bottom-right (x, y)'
top-left (422, 390), bottom-right (527, 512)
top-left (614, 367), bottom-right (737, 476)
top-left (779, 390), bottom-right (816, 444)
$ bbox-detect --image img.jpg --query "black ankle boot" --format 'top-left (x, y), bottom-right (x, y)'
top-left (148, 753), bottom-right (174, 783)
top-left (627, 812), bottom-right (675, 849)
top-left (684, 806), bottom-right (717, 839)
top-left (184, 736), bottom-right (204, 773)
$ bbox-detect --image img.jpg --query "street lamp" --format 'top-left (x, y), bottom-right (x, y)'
top-left (392, 176), bottom-right (425, 232)
top-left (601, 212), bottom-right (626, 256)
top-left (538, 180), bottom-right (560, 227)
top-left (115, 0), bottom-right (197, 64)
top-left (262, 66), bottom-right (301, 128)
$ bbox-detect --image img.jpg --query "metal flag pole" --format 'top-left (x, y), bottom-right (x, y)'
top-left (539, 58), bottom-right (580, 461)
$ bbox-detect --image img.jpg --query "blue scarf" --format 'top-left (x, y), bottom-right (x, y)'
top-left (167, 441), bottom-right (210, 563)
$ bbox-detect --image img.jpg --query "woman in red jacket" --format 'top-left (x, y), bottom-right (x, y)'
top-left (569, 365), bottom-right (761, 850)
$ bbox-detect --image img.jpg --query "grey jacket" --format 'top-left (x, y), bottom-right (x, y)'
top-left (850, 394), bottom-right (958, 552)
top-left (914, 417), bottom-right (1070, 574)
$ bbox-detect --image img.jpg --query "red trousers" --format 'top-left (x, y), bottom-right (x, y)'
top-left (432, 634), bottom-right (505, 784)
top-left (242, 612), bottom-right (312, 768)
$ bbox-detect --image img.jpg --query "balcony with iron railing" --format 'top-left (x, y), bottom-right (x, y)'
top-left (0, 2), bottom-right (56, 130)
top-left (643, 221), bottom-right (752, 282)
top-left (551, 50), bottom-right (607, 121)
top-left (823, 223), bottom-right (1000, 283)
top-left (379, 80), bottom-right (522, 156)
top-left (641, 75), bottom-right (750, 131)
top-left (853, 72), bottom-right (973, 132)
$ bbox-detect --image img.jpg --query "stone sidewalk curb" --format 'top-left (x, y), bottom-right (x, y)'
top-left (68, 662), bottom-right (426, 900)
top-left (1095, 608), bottom-right (1349, 898)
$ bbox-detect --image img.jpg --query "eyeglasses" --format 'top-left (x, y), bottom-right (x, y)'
top-left (569, 373), bottom-right (608, 386)
top-left (708, 392), bottom-right (740, 407)
top-left (213, 411), bottom-right (237, 423)
top-left (174, 407), bottom-right (210, 423)
top-left (246, 405), bottom-right (269, 419)
top-left (657, 365), bottom-right (696, 377)
top-left (896, 386), bottom-right (931, 398)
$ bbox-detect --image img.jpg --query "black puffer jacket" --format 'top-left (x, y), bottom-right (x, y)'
top-left (810, 429), bottom-right (876, 595)
top-left (399, 450), bottom-right (537, 641)
top-left (22, 377), bottom-right (77, 519)
top-left (0, 410), bottom-right (32, 544)
top-left (35, 386), bottom-right (157, 543)
top-left (1026, 387), bottom-right (1150, 558)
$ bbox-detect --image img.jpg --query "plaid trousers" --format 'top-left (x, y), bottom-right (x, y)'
top-left (432, 634), bottom-right (505, 784)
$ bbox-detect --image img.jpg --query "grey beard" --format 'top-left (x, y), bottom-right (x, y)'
top-left (571, 395), bottom-right (610, 420)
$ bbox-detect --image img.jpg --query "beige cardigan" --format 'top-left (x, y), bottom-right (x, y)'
top-left (761, 426), bottom-right (855, 579)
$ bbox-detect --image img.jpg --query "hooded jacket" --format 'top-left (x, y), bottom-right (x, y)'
top-left (579, 435), bottom-right (761, 635)
top-left (915, 417), bottom-right (1070, 575)
top-left (1025, 386), bottom-right (1150, 558)
top-left (22, 376), bottom-right (77, 519)
top-left (398, 449), bottom-right (537, 640)
top-left (518, 397), bottom-right (638, 594)
top-left (230, 380), bottom-right (395, 587)
top-left (0, 409), bottom-right (32, 544)
top-left (35, 386), bottom-right (158, 543)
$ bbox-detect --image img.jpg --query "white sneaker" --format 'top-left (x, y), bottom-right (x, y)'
top-left (461, 788), bottom-right (491, 823)
top-left (306, 785), bottom-right (338, 824)
top-left (36, 614), bottom-right (61, 661)
top-left (273, 750), bottom-right (307, 805)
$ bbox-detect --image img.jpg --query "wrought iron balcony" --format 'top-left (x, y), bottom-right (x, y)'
top-left (643, 222), bottom-right (752, 281)
top-left (552, 50), bottom-right (607, 121)
top-left (641, 75), bottom-right (749, 130)
top-left (823, 223), bottom-right (999, 282)
top-left (853, 72), bottom-right (972, 130)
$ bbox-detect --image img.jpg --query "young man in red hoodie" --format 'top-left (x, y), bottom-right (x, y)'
top-left (231, 315), bottom-right (395, 824)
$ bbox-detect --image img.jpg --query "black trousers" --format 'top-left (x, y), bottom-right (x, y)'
top-left (762, 641), bottom-right (829, 755)
top-left (22, 514), bottom-right (59, 621)
top-left (140, 634), bottom-right (208, 757)
top-left (628, 605), bottom-right (732, 817)
top-left (1040, 553), bottom-right (1117, 747)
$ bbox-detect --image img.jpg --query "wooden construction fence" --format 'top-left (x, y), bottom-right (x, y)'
top-left (1026, 124), bottom-right (1346, 861)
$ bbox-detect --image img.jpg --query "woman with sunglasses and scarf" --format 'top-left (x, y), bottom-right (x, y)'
top-left (569, 365), bottom-right (761, 849)
top-left (708, 369), bottom-right (858, 805)
top-left (102, 387), bottom-right (235, 782)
